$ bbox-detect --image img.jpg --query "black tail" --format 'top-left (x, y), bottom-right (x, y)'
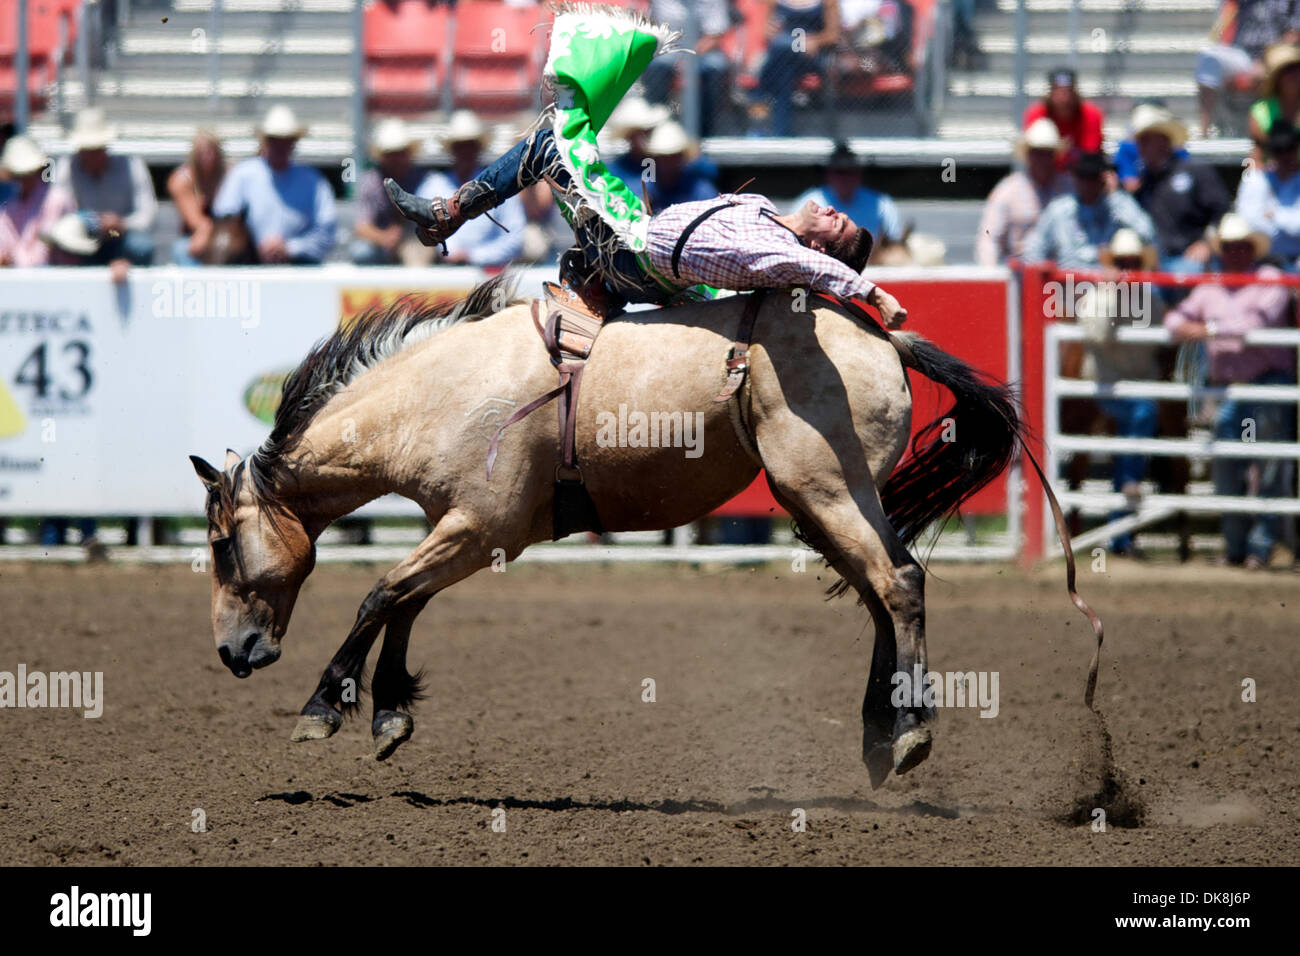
top-left (881, 333), bottom-right (1022, 548)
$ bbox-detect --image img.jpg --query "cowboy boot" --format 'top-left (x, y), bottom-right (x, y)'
top-left (383, 178), bottom-right (495, 250)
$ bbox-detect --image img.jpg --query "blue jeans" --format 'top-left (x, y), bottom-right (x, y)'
top-left (1213, 369), bottom-right (1297, 563)
top-left (171, 235), bottom-right (202, 265)
top-left (476, 128), bottom-right (666, 303)
top-left (1098, 396), bottom-right (1158, 552)
top-left (349, 237), bottom-right (395, 265)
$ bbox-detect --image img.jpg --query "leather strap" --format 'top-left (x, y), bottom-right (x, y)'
top-left (714, 290), bottom-right (767, 403)
top-left (671, 199), bottom-right (739, 279)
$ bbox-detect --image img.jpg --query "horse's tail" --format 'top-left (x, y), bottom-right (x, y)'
top-left (881, 331), bottom-right (1024, 548)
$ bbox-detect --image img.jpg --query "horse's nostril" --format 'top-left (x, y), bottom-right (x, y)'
top-left (242, 632), bottom-right (261, 656)
top-left (218, 645), bottom-right (233, 668)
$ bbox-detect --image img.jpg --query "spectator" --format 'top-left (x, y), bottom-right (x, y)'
top-left (1164, 212), bottom-right (1297, 568)
top-left (1023, 152), bottom-right (1157, 268)
top-left (975, 118), bottom-right (1069, 266)
top-left (1248, 43), bottom-right (1300, 161)
top-left (1235, 119), bottom-right (1300, 267)
top-left (54, 108), bottom-right (157, 280)
top-left (351, 118), bottom-right (428, 266)
top-left (0, 122), bottom-right (17, 207)
top-left (948, 0), bottom-right (982, 68)
top-left (167, 130), bottom-right (227, 265)
top-left (39, 213), bottom-right (101, 263)
top-left (644, 121), bottom-right (717, 209)
top-left (794, 141), bottom-right (903, 258)
top-left (416, 110), bottom-right (524, 266)
top-left (0, 136), bottom-right (75, 267)
top-left (212, 104), bottom-right (338, 264)
top-left (1081, 229), bottom-right (1163, 555)
top-left (1113, 99), bottom-right (1192, 192)
top-left (1197, 0), bottom-right (1300, 138)
top-left (840, 0), bottom-right (916, 74)
top-left (751, 0), bottom-right (843, 137)
top-left (1022, 68), bottom-right (1104, 173)
top-left (607, 97), bottom-right (671, 198)
top-left (1131, 104), bottom-right (1231, 274)
top-left (643, 0), bottom-right (731, 137)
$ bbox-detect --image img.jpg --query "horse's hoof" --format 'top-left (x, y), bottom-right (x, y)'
top-left (291, 711), bottom-right (342, 742)
top-left (863, 743), bottom-right (894, 789)
top-left (372, 711), bottom-right (414, 761)
top-left (892, 727), bottom-right (932, 776)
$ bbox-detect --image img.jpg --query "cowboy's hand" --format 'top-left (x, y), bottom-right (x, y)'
top-left (868, 286), bottom-right (908, 329)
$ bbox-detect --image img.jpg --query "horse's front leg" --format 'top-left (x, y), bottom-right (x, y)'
top-left (290, 585), bottom-right (395, 741)
top-left (371, 595), bottom-right (431, 760)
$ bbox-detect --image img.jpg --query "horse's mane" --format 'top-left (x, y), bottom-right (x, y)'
top-left (246, 270), bottom-right (523, 510)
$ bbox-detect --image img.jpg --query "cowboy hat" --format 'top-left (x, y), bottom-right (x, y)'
top-left (40, 213), bottom-right (100, 256)
top-left (1130, 103), bottom-right (1188, 149)
top-left (1014, 117), bottom-right (1063, 160)
top-left (0, 135), bottom-right (48, 176)
top-left (606, 97), bottom-right (670, 138)
top-left (370, 117), bottom-right (420, 156)
top-left (439, 110), bottom-right (491, 149)
top-left (1261, 43), bottom-right (1300, 97)
top-left (646, 120), bottom-right (694, 157)
top-left (1208, 211), bottom-right (1270, 258)
top-left (257, 104), bottom-right (307, 139)
top-left (1098, 228), bottom-right (1158, 269)
top-left (69, 108), bottom-right (117, 151)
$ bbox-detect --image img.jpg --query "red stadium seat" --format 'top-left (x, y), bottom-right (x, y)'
top-left (364, 0), bottom-right (450, 111)
top-left (450, 1), bottom-right (546, 111)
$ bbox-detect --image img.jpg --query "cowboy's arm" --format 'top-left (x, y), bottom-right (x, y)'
top-left (285, 174), bottom-right (338, 262)
top-left (124, 156), bottom-right (158, 233)
top-left (741, 245), bottom-right (907, 328)
top-left (975, 185), bottom-right (1010, 266)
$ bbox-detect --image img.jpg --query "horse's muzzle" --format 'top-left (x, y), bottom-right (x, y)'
top-left (218, 632), bottom-right (281, 678)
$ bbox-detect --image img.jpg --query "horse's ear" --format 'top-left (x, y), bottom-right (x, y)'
top-left (191, 455), bottom-right (221, 489)
top-left (224, 448), bottom-right (242, 470)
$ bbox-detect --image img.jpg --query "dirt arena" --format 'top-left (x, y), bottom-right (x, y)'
top-left (1, 558), bottom-right (1296, 866)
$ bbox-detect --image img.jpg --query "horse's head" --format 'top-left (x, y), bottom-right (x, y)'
top-left (190, 450), bottom-right (315, 677)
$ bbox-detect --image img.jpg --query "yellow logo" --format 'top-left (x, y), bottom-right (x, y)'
top-left (0, 379), bottom-right (25, 440)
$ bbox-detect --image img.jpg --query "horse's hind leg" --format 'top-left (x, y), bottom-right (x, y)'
top-left (370, 595), bottom-right (430, 760)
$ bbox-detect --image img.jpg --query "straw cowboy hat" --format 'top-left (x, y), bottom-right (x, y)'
top-left (0, 135), bottom-right (48, 176)
top-left (370, 117), bottom-right (420, 157)
top-left (70, 108), bottom-right (117, 151)
top-left (257, 104), bottom-right (307, 139)
top-left (1130, 103), bottom-right (1188, 148)
top-left (646, 120), bottom-right (695, 158)
top-left (1014, 117), bottom-right (1062, 160)
top-left (1098, 228), bottom-right (1159, 269)
top-left (40, 213), bottom-right (100, 256)
top-left (1208, 211), bottom-right (1270, 258)
top-left (606, 97), bottom-right (670, 138)
top-left (1261, 43), bottom-right (1300, 97)
top-left (439, 110), bottom-right (491, 149)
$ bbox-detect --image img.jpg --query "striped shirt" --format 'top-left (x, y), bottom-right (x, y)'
top-left (643, 193), bottom-right (875, 300)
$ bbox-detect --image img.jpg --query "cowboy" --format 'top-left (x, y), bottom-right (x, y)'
top-left (605, 96), bottom-right (670, 196)
top-left (53, 108), bottom-right (158, 273)
top-left (795, 141), bottom-right (905, 257)
top-left (0, 135), bottom-right (75, 267)
top-left (1130, 103), bottom-right (1230, 274)
top-left (1236, 119), bottom-right (1300, 268)
top-left (384, 6), bottom-right (906, 327)
top-left (1164, 212), bottom-right (1296, 568)
top-left (414, 110), bottom-right (525, 267)
top-left (211, 104), bottom-right (337, 264)
top-left (976, 118), bottom-right (1069, 266)
top-left (351, 117), bottom-right (428, 266)
top-left (643, 120), bottom-right (716, 209)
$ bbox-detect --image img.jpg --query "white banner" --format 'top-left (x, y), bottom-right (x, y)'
top-left (0, 265), bottom-right (555, 516)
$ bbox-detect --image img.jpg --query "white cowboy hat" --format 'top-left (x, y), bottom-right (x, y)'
top-left (40, 213), bottom-right (100, 256)
top-left (439, 110), bottom-right (491, 149)
top-left (647, 120), bottom-right (693, 157)
top-left (1261, 43), bottom-right (1300, 97)
top-left (0, 135), bottom-right (48, 176)
top-left (1208, 211), bottom-right (1271, 258)
top-left (1013, 117), bottom-right (1062, 160)
top-left (257, 104), bottom-right (307, 139)
top-left (70, 108), bottom-right (118, 151)
top-left (1130, 103), bottom-right (1188, 149)
top-left (1098, 227), bottom-right (1159, 269)
top-left (371, 117), bottom-right (420, 156)
top-left (606, 97), bottom-right (670, 138)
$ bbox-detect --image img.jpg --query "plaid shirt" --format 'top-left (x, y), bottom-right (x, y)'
top-left (643, 193), bottom-right (876, 300)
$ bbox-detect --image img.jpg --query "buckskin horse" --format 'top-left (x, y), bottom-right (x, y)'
top-left (190, 273), bottom-right (1091, 787)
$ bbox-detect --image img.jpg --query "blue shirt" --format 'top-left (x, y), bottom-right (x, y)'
top-left (1022, 190), bottom-right (1157, 268)
top-left (212, 156), bottom-right (338, 263)
top-left (1235, 164), bottom-right (1300, 263)
top-left (417, 168), bottom-right (526, 266)
top-left (793, 184), bottom-right (904, 242)
top-left (1113, 138), bottom-right (1191, 183)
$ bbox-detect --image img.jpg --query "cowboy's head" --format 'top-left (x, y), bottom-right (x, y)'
top-left (793, 200), bottom-right (874, 272)
top-left (257, 105), bottom-right (307, 171)
top-left (825, 141), bottom-right (863, 205)
top-left (1070, 151), bottom-right (1110, 205)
